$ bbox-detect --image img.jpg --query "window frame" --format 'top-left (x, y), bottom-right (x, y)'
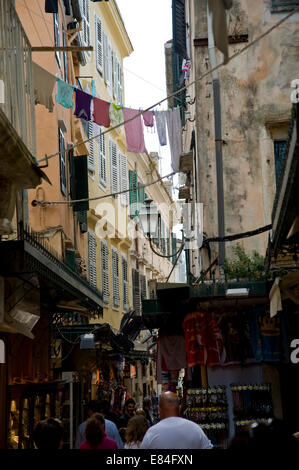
top-left (59, 128), bottom-right (66, 196)
top-left (53, 12), bottom-right (61, 68)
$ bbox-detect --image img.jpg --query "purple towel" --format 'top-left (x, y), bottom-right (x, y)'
top-left (74, 88), bottom-right (92, 121)
top-left (123, 107), bottom-right (146, 153)
top-left (143, 110), bottom-right (154, 127)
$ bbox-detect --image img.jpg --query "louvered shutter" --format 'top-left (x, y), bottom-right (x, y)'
top-left (88, 122), bottom-right (94, 170)
top-left (81, 0), bottom-right (90, 46)
top-left (112, 248), bottom-right (120, 307)
top-left (95, 16), bottom-right (103, 74)
top-left (132, 269), bottom-right (141, 315)
top-left (122, 255), bottom-right (129, 311)
top-left (129, 170), bottom-right (138, 218)
top-left (161, 219), bottom-right (165, 254)
top-left (101, 241), bottom-right (109, 303)
top-left (72, 155), bottom-right (89, 212)
top-left (108, 41), bottom-right (113, 93)
top-left (140, 274), bottom-right (147, 300)
top-left (54, 13), bottom-right (61, 67)
top-left (98, 128), bottom-right (106, 187)
top-left (167, 227), bottom-right (170, 257)
top-left (103, 33), bottom-right (109, 84)
top-left (88, 231), bottom-right (97, 288)
top-left (109, 140), bottom-right (118, 193)
top-left (137, 182), bottom-right (145, 214)
top-left (172, 0), bottom-right (186, 57)
top-left (119, 154), bottom-right (129, 206)
top-left (59, 129), bottom-right (66, 196)
top-left (117, 62), bottom-right (122, 104)
top-left (113, 52), bottom-right (118, 99)
top-left (62, 24), bottom-right (68, 83)
top-left (171, 233), bottom-right (177, 265)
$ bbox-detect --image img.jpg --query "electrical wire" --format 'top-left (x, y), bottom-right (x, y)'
top-left (203, 224), bottom-right (272, 244)
top-left (124, 67), bottom-right (166, 93)
top-left (36, 5), bottom-right (299, 164)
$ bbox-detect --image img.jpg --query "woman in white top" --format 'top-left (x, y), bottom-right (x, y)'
top-left (124, 415), bottom-right (149, 449)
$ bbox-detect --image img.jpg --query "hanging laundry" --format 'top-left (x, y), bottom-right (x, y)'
top-left (93, 97), bottom-right (110, 128)
top-left (166, 108), bottom-right (182, 172)
top-left (91, 80), bottom-right (97, 98)
top-left (154, 111), bottom-right (167, 146)
top-left (123, 107), bottom-right (146, 153)
top-left (109, 102), bottom-right (123, 127)
top-left (74, 88), bottom-right (92, 121)
top-left (55, 78), bottom-right (74, 109)
top-left (45, 0), bottom-right (70, 15)
top-left (208, 0), bottom-right (233, 65)
top-left (142, 110), bottom-right (154, 127)
top-left (33, 62), bottom-right (56, 113)
top-left (249, 307), bottom-right (282, 362)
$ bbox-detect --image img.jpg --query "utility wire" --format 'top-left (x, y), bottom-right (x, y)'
top-left (36, 5), bottom-right (299, 165)
top-left (203, 224), bottom-right (272, 244)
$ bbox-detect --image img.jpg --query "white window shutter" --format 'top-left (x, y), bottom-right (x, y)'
top-left (88, 231), bottom-right (97, 288)
top-left (108, 41), bottom-right (113, 93)
top-left (103, 33), bottom-right (109, 84)
top-left (88, 122), bottom-right (95, 170)
top-left (109, 140), bottom-right (118, 194)
top-left (112, 248), bottom-right (120, 307)
top-left (113, 52), bottom-right (118, 100)
top-left (119, 153), bottom-right (128, 206)
top-left (95, 16), bottom-right (103, 74)
top-left (117, 62), bottom-right (123, 104)
top-left (98, 127), bottom-right (106, 186)
top-left (122, 255), bottom-right (129, 311)
top-left (101, 241), bottom-right (109, 303)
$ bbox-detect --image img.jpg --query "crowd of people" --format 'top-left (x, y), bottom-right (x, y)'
top-left (33, 392), bottom-right (299, 450)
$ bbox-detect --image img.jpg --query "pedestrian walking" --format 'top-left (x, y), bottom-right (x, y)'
top-left (33, 418), bottom-right (63, 450)
top-left (143, 397), bottom-right (154, 426)
top-left (140, 392), bottom-right (213, 449)
top-left (76, 400), bottom-right (123, 449)
top-left (80, 413), bottom-right (118, 449)
top-left (118, 398), bottom-right (136, 428)
top-left (124, 415), bottom-right (149, 449)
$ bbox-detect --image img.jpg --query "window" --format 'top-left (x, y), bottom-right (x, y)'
top-left (140, 274), bottom-right (147, 300)
top-left (59, 128), bottom-right (66, 196)
top-left (271, 0), bottom-right (299, 12)
top-left (53, 13), bottom-right (61, 68)
top-left (98, 127), bottom-right (106, 188)
top-left (122, 254), bottom-right (129, 311)
top-left (88, 122), bottom-right (95, 171)
top-left (104, 33), bottom-right (113, 93)
top-left (117, 61), bottom-right (123, 104)
top-left (109, 139), bottom-right (118, 193)
top-left (113, 52), bottom-right (118, 100)
top-left (112, 248), bottom-right (120, 308)
top-left (132, 269), bottom-right (141, 315)
top-left (129, 170), bottom-right (138, 218)
top-left (101, 241), bottom-right (109, 303)
top-left (161, 219), bottom-right (166, 254)
top-left (62, 24), bottom-right (68, 83)
top-left (80, 0), bottom-right (90, 46)
top-left (119, 154), bottom-right (129, 206)
top-left (95, 15), bottom-right (103, 74)
top-left (88, 231), bottom-right (97, 288)
top-left (274, 140), bottom-right (287, 185)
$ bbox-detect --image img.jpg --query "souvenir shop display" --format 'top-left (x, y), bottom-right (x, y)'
top-left (185, 386), bottom-right (229, 448)
top-left (231, 383), bottom-right (273, 429)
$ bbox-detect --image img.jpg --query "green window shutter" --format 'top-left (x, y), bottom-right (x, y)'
top-left (77, 211), bottom-right (88, 233)
top-left (129, 170), bottom-right (138, 218)
top-left (132, 269), bottom-right (141, 315)
top-left (73, 155), bottom-right (89, 212)
top-left (161, 220), bottom-right (165, 254)
top-left (65, 249), bottom-right (76, 271)
top-left (171, 233), bottom-right (177, 265)
top-left (172, 0), bottom-right (186, 58)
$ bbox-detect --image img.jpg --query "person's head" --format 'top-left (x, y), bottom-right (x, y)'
top-left (124, 398), bottom-right (136, 417)
top-left (125, 415), bottom-right (149, 444)
top-left (85, 413), bottom-right (105, 448)
top-left (98, 400), bottom-right (110, 417)
top-left (143, 397), bottom-right (152, 411)
top-left (33, 418), bottom-right (63, 450)
top-left (158, 392), bottom-right (180, 420)
top-left (135, 408), bottom-right (146, 417)
top-left (86, 400), bottom-right (101, 418)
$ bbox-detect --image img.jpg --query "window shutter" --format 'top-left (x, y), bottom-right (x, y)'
top-left (98, 128), bottom-right (106, 187)
top-left (137, 182), bottom-right (145, 214)
top-left (113, 52), bottom-right (118, 100)
top-left (101, 241), bottom-right (109, 303)
top-left (62, 24), bottom-right (68, 82)
top-left (82, 0), bottom-right (90, 46)
top-left (112, 248), bottom-right (120, 307)
top-left (119, 154), bottom-right (129, 206)
top-left (122, 255), bottom-right (129, 311)
top-left (167, 227), bottom-right (170, 257)
top-left (108, 41), bottom-right (113, 92)
top-left (274, 140), bottom-right (287, 185)
top-left (117, 62), bottom-right (122, 104)
top-left (77, 210), bottom-right (88, 233)
top-left (54, 13), bottom-right (61, 67)
top-left (59, 129), bottom-right (66, 196)
top-left (65, 249), bottom-right (76, 271)
top-left (109, 140), bottom-right (118, 193)
top-left (88, 122), bottom-right (95, 170)
top-left (129, 170), bottom-right (138, 218)
top-left (171, 233), bottom-right (177, 265)
top-left (132, 269), bottom-right (141, 315)
top-left (72, 155), bottom-right (89, 212)
top-left (140, 274), bottom-right (147, 300)
top-left (88, 231), bottom-right (97, 288)
top-left (172, 0), bottom-right (186, 57)
top-left (95, 16), bottom-right (103, 74)
top-left (103, 33), bottom-right (109, 85)
top-left (161, 219), bottom-right (165, 254)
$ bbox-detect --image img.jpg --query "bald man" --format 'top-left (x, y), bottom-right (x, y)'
top-left (140, 392), bottom-right (213, 449)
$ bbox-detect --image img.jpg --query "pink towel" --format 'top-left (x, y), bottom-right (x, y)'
top-left (92, 97), bottom-right (110, 128)
top-left (143, 110), bottom-right (154, 127)
top-left (123, 107), bottom-right (146, 153)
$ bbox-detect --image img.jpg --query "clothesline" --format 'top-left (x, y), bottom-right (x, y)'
top-left (36, 4), bottom-right (299, 165)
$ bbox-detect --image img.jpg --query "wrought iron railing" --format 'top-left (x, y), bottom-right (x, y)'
top-left (0, 0), bottom-right (36, 155)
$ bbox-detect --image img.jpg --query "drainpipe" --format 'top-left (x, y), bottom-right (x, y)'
top-left (207, 3), bottom-right (225, 266)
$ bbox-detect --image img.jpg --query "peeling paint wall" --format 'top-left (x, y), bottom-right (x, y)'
top-left (187, 0), bottom-right (299, 268)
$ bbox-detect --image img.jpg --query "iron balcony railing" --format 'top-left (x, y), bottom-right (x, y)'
top-left (0, 0), bottom-right (36, 155)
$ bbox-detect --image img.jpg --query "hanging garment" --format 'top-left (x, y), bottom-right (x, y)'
top-left (159, 334), bottom-right (187, 370)
top-left (208, 0), bottom-right (233, 65)
top-left (249, 307), bottom-right (281, 362)
top-left (109, 102), bottom-right (123, 127)
top-left (93, 97), bottom-right (110, 128)
top-left (45, 0), bottom-right (70, 15)
top-left (269, 277), bottom-right (282, 318)
top-left (154, 111), bottom-right (167, 146)
top-left (55, 78), bottom-right (74, 109)
top-left (123, 107), bottom-right (146, 153)
top-left (33, 62), bottom-right (56, 113)
top-left (74, 88), bottom-right (92, 121)
top-left (91, 80), bottom-right (97, 98)
top-left (142, 110), bottom-right (154, 127)
top-left (166, 108), bottom-right (182, 172)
